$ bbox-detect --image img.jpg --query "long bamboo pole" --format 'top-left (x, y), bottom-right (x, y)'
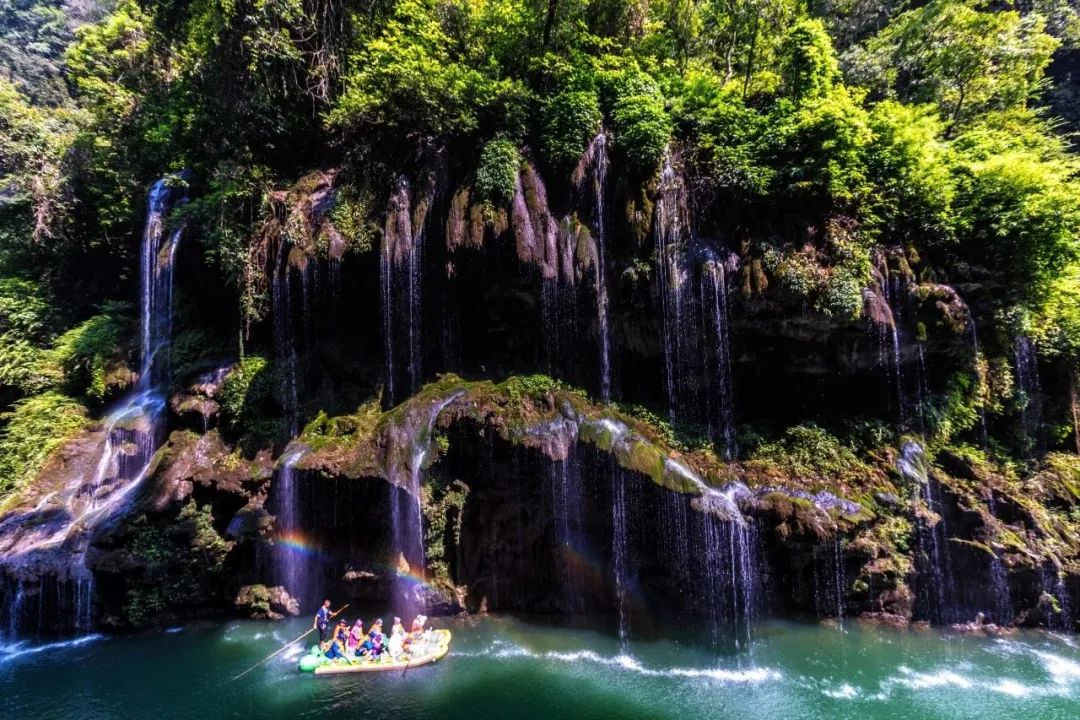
top-left (229, 603), bottom-right (349, 681)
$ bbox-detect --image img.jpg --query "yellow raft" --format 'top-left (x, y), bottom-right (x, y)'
top-left (300, 630), bottom-right (452, 675)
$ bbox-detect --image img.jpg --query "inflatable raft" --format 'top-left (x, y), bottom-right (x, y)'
top-left (299, 629), bottom-right (452, 675)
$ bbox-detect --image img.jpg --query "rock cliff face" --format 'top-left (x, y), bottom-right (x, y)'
top-left (2, 146), bottom-right (1079, 642)
top-left (3, 371), bottom-right (1070, 641)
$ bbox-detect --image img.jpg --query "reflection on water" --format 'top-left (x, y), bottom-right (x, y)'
top-left (3, 617), bottom-right (1080, 719)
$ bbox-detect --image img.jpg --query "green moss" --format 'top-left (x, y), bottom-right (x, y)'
top-left (499, 374), bottom-right (563, 405)
top-left (239, 584), bottom-right (272, 616)
top-left (0, 390), bottom-right (89, 503)
top-left (623, 439), bottom-right (665, 484)
top-left (330, 185), bottom-right (378, 255)
top-left (301, 400), bottom-right (378, 450)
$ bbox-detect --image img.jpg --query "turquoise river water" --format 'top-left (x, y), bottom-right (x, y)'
top-left (3, 615), bottom-right (1080, 719)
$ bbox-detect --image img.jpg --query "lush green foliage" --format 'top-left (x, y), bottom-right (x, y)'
top-left (0, 0), bottom-right (1080, 476)
top-left (540, 88), bottom-right (603, 167)
top-left (475, 138), bottom-right (522, 205)
top-left (217, 355), bottom-right (281, 449)
top-left (122, 500), bottom-right (231, 625)
top-left (49, 303), bottom-right (132, 402)
top-left (0, 0), bottom-right (107, 105)
top-left (0, 390), bottom-right (88, 500)
top-left (751, 423), bottom-right (873, 484)
top-left (853, 0), bottom-right (1059, 129)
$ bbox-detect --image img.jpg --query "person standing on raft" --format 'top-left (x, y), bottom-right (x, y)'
top-left (313, 599), bottom-right (339, 643)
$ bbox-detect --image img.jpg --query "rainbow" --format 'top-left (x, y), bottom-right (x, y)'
top-left (275, 531), bottom-right (325, 559)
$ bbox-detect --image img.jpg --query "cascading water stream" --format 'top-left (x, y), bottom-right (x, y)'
top-left (655, 153), bottom-right (690, 418)
top-left (387, 391), bottom-right (464, 616)
top-left (590, 134), bottom-right (612, 404)
top-left (658, 453), bottom-right (757, 650)
top-left (1014, 335), bottom-right (1043, 454)
top-left (915, 342), bottom-right (930, 435)
top-left (1044, 566), bottom-right (1074, 632)
top-left (0, 176), bottom-right (186, 637)
top-left (900, 441), bottom-right (954, 624)
top-left (692, 480), bottom-right (756, 650)
top-left (272, 447), bottom-right (307, 602)
top-left (876, 257), bottom-right (906, 425)
top-left (988, 550), bottom-right (1013, 624)
top-left (984, 493), bottom-right (1014, 624)
top-left (550, 439), bottom-right (585, 613)
top-left (702, 255), bottom-right (737, 459)
top-left (272, 244), bottom-right (300, 436)
top-left (611, 463), bottom-right (632, 647)
top-left (833, 536), bottom-right (845, 625)
top-left (381, 176), bottom-right (428, 406)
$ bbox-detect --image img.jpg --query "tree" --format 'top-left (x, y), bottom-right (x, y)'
top-left (329, 0), bottom-right (527, 142)
top-left (0, 0), bottom-right (109, 105)
top-left (854, 0), bottom-right (1059, 131)
top-left (779, 18), bottom-right (840, 102)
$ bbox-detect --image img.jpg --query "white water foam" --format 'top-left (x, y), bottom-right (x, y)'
top-left (879, 662), bottom-right (1055, 701)
top-left (0, 634), bottom-right (104, 664)
top-left (894, 666), bottom-right (974, 690)
top-left (822, 683), bottom-right (859, 699)
top-left (992, 679), bottom-right (1032, 698)
top-left (456, 643), bottom-right (779, 684)
top-left (1034, 650), bottom-right (1080, 684)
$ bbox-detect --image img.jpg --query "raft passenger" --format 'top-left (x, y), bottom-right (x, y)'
top-left (410, 614), bottom-right (428, 645)
top-left (361, 618), bottom-right (385, 657)
top-left (347, 619), bottom-right (365, 654)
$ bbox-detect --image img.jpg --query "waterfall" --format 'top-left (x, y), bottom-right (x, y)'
top-left (589, 134), bottom-right (612, 403)
top-left (550, 442), bottom-right (585, 613)
top-left (0, 176), bottom-right (186, 637)
top-left (272, 447), bottom-right (307, 604)
top-left (876, 254), bottom-right (906, 425)
top-left (272, 243), bottom-right (300, 435)
top-left (988, 551), bottom-right (1013, 624)
top-left (915, 342), bottom-right (930, 436)
top-left (611, 463), bottom-right (632, 647)
top-left (1044, 566), bottom-right (1074, 632)
top-left (540, 252), bottom-right (578, 383)
top-left (734, 520), bottom-right (756, 648)
top-left (702, 256), bottom-right (737, 459)
top-left (1014, 335), bottom-right (1043, 454)
top-left (662, 459), bottom-right (757, 649)
top-left (655, 153), bottom-right (691, 418)
top-left (703, 517), bottom-right (755, 649)
top-left (900, 441), bottom-right (954, 624)
top-left (382, 176), bottom-right (430, 406)
top-left (984, 493), bottom-right (1013, 624)
top-left (386, 391), bottom-right (462, 616)
top-left (815, 536), bottom-right (846, 625)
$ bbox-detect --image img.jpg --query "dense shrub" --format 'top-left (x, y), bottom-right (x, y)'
top-left (539, 89), bottom-right (602, 167)
top-left (475, 138), bottom-right (522, 205)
